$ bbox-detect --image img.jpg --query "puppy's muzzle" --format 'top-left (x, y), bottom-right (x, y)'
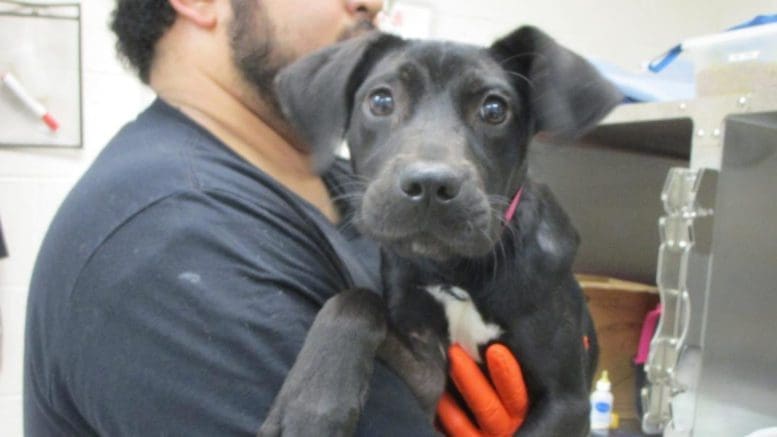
top-left (357, 158), bottom-right (498, 260)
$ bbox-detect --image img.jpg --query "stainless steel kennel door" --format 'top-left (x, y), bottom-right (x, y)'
top-left (693, 111), bottom-right (777, 435)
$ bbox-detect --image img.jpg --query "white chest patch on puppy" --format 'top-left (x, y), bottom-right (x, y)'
top-left (425, 285), bottom-right (503, 362)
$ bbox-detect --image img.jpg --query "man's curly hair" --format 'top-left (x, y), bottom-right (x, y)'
top-left (111, 0), bottom-right (177, 84)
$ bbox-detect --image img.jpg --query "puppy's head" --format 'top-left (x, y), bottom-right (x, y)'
top-left (276, 27), bottom-right (621, 262)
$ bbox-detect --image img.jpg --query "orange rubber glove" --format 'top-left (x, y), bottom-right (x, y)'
top-left (437, 343), bottom-right (529, 437)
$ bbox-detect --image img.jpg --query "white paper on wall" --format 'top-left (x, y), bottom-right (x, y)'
top-left (377, 2), bottom-right (434, 40)
top-left (0, 1), bottom-right (81, 148)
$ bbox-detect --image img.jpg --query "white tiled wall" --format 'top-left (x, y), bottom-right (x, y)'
top-left (1, 0), bottom-right (774, 435)
top-left (0, 1), bottom-right (153, 435)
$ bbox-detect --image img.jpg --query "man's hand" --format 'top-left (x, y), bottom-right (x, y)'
top-left (437, 343), bottom-right (529, 437)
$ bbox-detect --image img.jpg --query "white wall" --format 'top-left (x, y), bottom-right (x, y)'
top-left (0, 1), bottom-right (153, 434)
top-left (0, 0), bottom-right (774, 435)
top-left (419, 0), bottom-right (776, 70)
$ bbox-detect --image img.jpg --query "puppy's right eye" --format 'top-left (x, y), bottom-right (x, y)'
top-left (368, 89), bottom-right (395, 116)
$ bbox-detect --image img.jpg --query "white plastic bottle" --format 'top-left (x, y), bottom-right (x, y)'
top-left (590, 370), bottom-right (613, 435)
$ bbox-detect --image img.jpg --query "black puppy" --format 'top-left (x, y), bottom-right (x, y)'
top-left (260, 27), bottom-right (622, 436)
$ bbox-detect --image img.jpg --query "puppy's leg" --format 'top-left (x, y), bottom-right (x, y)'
top-left (514, 349), bottom-right (593, 436)
top-left (517, 395), bottom-right (591, 437)
top-left (377, 329), bottom-right (447, 417)
top-left (258, 288), bottom-right (387, 437)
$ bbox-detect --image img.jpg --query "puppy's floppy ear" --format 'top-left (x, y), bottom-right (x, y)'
top-left (490, 26), bottom-right (623, 138)
top-left (275, 32), bottom-right (404, 172)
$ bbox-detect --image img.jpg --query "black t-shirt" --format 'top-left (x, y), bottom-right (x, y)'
top-left (24, 99), bottom-right (435, 436)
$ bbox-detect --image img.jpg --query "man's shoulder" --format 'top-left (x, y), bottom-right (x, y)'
top-left (31, 99), bottom-right (311, 301)
top-left (88, 98), bottom-right (231, 197)
top-left (81, 99), bottom-right (299, 231)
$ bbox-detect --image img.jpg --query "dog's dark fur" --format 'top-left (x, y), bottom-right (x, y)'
top-left (259, 27), bottom-right (622, 436)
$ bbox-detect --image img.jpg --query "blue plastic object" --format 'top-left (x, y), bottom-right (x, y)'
top-left (649, 14), bottom-right (777, 73)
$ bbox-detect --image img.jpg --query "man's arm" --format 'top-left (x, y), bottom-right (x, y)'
top-left (50, 191), bottom-right (434, 436)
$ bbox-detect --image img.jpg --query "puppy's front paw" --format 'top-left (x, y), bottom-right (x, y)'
top-left (258, 396), bottom-right (359, 437)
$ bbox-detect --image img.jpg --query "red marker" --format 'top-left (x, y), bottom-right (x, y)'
top-left (1, 71), bottom-right (59, 132)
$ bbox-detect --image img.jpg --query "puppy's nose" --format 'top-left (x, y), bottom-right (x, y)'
top-left (399, 163), bottom-right (464, 204)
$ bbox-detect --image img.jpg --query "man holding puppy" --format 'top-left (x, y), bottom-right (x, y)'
top-left (24, 0), bottom-right (526, 435)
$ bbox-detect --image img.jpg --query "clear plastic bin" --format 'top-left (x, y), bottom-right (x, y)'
top-left (682, 23), bottom-right (777, 95)
top-left (683, 23), bottom-right (777, 70)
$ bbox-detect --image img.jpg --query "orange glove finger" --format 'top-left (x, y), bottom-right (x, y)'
top-left (448, 344), bottom-right (512, 436)
top-left (485, 343), bottom-right (529, 421)
top-left (436, 392), bottom-right (482, 437)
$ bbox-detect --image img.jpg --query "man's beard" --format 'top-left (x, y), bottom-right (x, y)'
top-left (229, 0), bottom-right (287, 117)
top-left (228, 1), bottom-right (376, 118)
top-left (337, 18), bottom-right (377, 42)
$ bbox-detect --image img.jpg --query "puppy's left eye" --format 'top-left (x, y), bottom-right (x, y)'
top-left (479, 96), bottom-right (509, 124)
top-left (368, 89), bottom-right (395, 116)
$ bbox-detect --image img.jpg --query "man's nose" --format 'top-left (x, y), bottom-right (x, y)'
top-left (346, 0), bottom-right (385, 21)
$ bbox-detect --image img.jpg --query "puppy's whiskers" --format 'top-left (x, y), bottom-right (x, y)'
top-left (496, 51), bottom-right (544, 65)
top-left (503, 70), bottom-right (534, 89)
top-left (329, 191), bottom-right (365, 207)
top-left (485, 197), bottom-right (517, 277)
top-left (495, 51), bottom-right (548, 88)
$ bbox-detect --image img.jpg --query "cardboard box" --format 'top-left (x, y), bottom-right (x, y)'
top-left (578, 275), bottom-right (659, 420)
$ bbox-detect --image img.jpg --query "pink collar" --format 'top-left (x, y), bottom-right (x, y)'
top-left (503, 186), bottom-right (524, 223)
